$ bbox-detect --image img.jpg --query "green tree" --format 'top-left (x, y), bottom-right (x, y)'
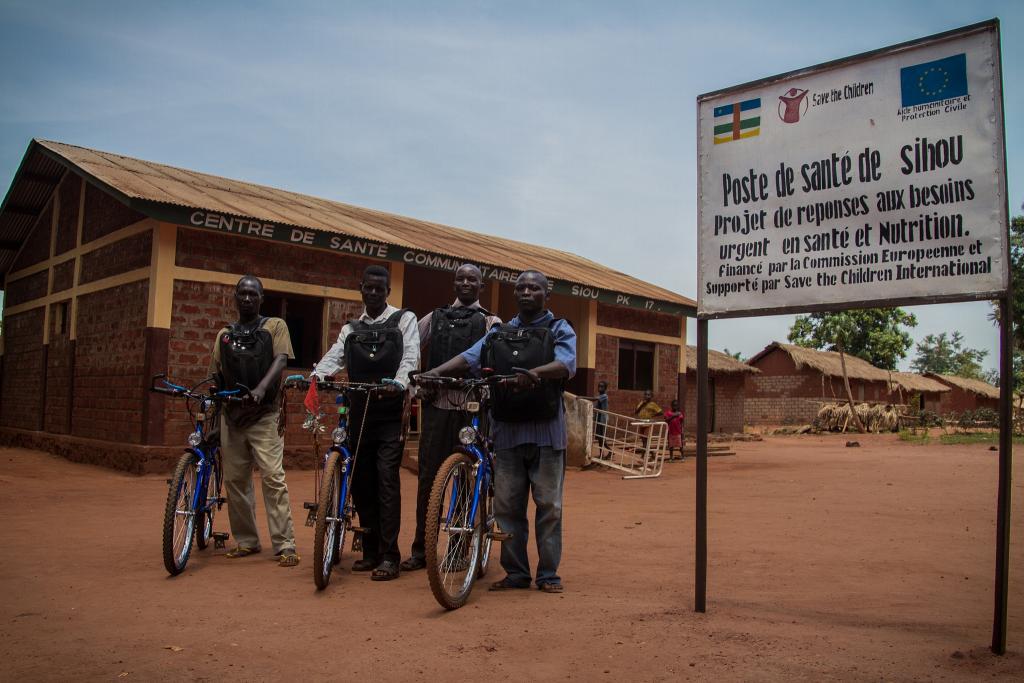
top-left (788, 308), bottom-right (918, 370)
top-left (722, 348), bottom-right (742, 360)
top-left (988, 215), bottom-right (1024, 394)
top-left (788, 308), bottom-right (917, 432)
top-left (910, 331), bottom-right (987, 378)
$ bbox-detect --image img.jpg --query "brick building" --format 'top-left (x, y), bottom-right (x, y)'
top-left (0, 140), bottom-right (695, 472)
top-left (926, 373), bottom-right (1000, 415)
top-left (681, 346), bottom-right (757, 433)
top-left (887, 372), bottom-right (950, 413)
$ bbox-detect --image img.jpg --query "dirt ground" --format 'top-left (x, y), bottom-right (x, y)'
top-left (2, 434), bottom-right (1023, 682)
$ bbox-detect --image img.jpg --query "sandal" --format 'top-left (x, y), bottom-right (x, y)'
top-left (400, 556), bottom-right (427, 571)
top-left (538, 582), bottom-right (564, 594)
top-left (278, 550), bottom-right (300, 567)
top-left (370, 560), bottom-right (400, 581)
top-left (225, 546), bottom-right (261, 559)
top-left (352, 558), bottom-right (379, 572)
top-left (489, 577), bottom-right (530, 591)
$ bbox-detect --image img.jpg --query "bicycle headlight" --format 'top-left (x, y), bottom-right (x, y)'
top-left (332, 427), bottom-right (347, 445)
top-left (187, 431), bottom-right (203, 447)
top-left (458, 426), bottom-right (477, 445)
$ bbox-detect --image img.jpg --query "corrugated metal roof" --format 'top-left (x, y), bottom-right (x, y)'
top-left (0, 150), bottom-right (65, 276)
top-left (1, 139), bottom-right (694, 311)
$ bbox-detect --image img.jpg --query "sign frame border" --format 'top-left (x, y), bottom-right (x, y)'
top-left (695, 18), bottom-right (1009, 321)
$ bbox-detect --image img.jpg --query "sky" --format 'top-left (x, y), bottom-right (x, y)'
top-left (0, 0), bottom-right (1020, 372)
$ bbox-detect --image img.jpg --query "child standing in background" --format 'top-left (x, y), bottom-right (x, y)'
top-left (664, 400), bottom-right (684, 461)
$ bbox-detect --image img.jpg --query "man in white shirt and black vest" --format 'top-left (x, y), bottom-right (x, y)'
top-left (312, 265), bottom-right (420, 581)
top-left (401, 264), bottom-right (501, 572)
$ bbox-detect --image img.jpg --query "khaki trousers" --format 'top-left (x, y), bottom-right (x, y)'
top-left (221, 412), bottom-right (296, 554)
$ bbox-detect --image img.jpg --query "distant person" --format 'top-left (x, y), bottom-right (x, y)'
top-left (210, 275), bottom-right (299, 567)
top-left (664, 400), bottom-right (684, 461)
top-left (401, 264), bottom-right (500, 572)
top-left (635, 389), bottom-right (661, 420)
top-left (634, 389), bottom-right (662, 453)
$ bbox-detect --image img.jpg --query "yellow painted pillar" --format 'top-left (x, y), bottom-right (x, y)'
top-left (147, 223), bottom-right (178, 329)
top-left (390, 261), bottom-right (405, 308)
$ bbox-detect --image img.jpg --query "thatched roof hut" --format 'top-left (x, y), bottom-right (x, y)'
top-left (747, 342), bottom-right (890, 381)
top-left (887, 372), bottom-right (951, 395)
top-left (925, 373), bottom-right (1000, 400)
top-left (684, 346), bottom-right (759, 375)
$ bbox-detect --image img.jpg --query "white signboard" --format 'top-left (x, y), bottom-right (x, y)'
top-left (697, 22), bottom-right (1007, 317)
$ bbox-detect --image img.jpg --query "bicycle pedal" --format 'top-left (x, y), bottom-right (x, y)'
top-left (303, 501), bottom-right (317, 510)
top-left (487, 531), bottom-right (512, 542)
top-left (215, 497), bottom-right (226, 506)
top-left (304, 509), bottom-right (317, 527)
top-left (351, 529), bottom-right (364, 552)
top-left (212, 532), bottom-right (229, 549)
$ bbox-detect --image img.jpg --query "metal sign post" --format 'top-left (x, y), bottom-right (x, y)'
top-left (695, 318), bottom-right (708, 612)
top-left (993, 293), bottom-right (1013, 654)
top-left (693, 19), bottom-right (1011, 653)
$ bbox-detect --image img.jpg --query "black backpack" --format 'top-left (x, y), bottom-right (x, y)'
top-left (427, 306), bottom-right (489, 369)
top-left (218, 316), bottom-right (278, 404)
top-left (344, 309), bottom-right (409, 417)
top-left (482, 318), bottom-right (566, 422)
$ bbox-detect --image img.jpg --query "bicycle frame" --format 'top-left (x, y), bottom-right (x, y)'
top-left (443, 408), bottom-right (493, 537)
top-left (156, 377), bottom-right (240, 544)
top-left (320, 395), bottom-right (356, 535)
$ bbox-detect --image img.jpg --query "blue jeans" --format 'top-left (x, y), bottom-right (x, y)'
top-left (494, 445), bottom-right (566, 586)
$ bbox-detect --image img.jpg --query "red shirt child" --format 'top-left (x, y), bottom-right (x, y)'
top-left (664, 400), bottom-right (684, 460)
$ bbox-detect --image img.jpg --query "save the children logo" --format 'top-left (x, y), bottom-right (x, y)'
top-left (777, 87), bottom-right (809, 123)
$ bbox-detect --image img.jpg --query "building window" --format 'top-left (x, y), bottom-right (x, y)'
top-left (262, 291), bottom-right (323, 369)
top-left (618, 339), bottom-right (655, 391)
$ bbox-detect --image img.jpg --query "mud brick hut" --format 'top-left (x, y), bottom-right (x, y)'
top-left (887, 372), bottom-right (950, 413)
top-left (745, 342), bottom-right (898, 426)
top-left (925, 373), bottom-right (1000, 415)
top-left (0, 140), bottom-right (696, 472)
top-left (680, 346), bottom-right (758, 433)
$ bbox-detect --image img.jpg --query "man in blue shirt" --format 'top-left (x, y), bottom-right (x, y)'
top-left (418, 270), bottom-right (576, 593)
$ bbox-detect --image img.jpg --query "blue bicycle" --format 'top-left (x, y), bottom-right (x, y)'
top-left (151, 375), bottom-right (245, 576)
top-left (414, 373), bottom-right (518, 609)
top-left (285, 375), bottom-right (392, 590)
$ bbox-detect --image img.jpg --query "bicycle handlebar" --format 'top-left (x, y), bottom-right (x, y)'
top-left (283, 375), bottom-right (398, 393)
top-left (411, 369), bottom-right (530, 388)
top-left (149, 374), bottom-right (248, 403)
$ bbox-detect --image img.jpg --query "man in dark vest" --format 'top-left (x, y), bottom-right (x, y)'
top-left (418, 270), bottom-right (576, 593)
top-left (312, 264), bottom-right (420, 581)
top-left (401, 264), bottom-right (501, 572)
top-left (209, 275), bottom-right (300, 567)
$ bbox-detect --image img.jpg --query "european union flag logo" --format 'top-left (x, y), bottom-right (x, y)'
top-left (900, 53), bottom-right (968, 107)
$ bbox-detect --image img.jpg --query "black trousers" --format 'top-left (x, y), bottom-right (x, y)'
top-left (351, 419), bottom-right (403, 564)
top-left (410, 404), bottom-right (471, 559)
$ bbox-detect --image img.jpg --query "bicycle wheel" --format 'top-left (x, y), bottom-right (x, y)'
top-left (476, 480), bottom-right (494, 579)
top-left (312, 451), bottom-right (346, 590)
top-left (425, 452), bottom-right (482, 610)
top-left (163, 452), bottom-right (200, 576)
top-left (194, 452), bottom-right (220, 550)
